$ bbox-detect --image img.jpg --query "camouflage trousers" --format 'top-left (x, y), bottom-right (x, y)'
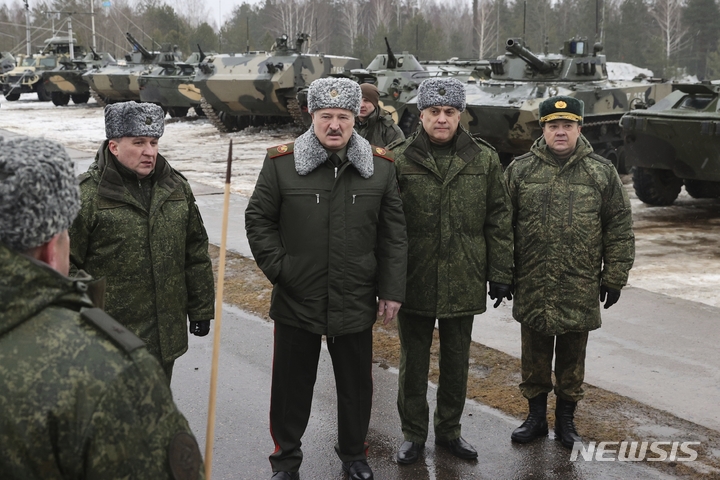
top-left (397, 312), bottom-right (473, 443)
top-left (519, 324), bottom-right (589, 402)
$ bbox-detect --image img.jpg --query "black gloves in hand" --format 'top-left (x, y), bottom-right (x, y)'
top-left (190, 320), bottom-right (211, 336)
top-left (600, 285), bottom-right (621, 309)
top-left (489, 282), bottom-right (513, 308)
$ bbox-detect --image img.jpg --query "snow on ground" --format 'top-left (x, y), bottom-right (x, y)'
top-left (606, 62), bottom-right (654, 80)
top-left (2, 94), bottom-right (720, 308)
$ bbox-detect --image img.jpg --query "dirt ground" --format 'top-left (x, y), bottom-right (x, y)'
top-left (209, 245), bottom-right (720, 479)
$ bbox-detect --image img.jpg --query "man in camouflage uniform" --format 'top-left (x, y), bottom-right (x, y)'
top-left (246, 78), bottom-right (407, 480)
top-left (354, 83), bottom-right (404, 147)
top-left (505, 96), bottom-right (635, 449)
top-left (0, 135), bottom-right (203, 480)
top-left (391, 78), bottom-right (514, 464)
top-left (69, 101), bottom-right (215, 382)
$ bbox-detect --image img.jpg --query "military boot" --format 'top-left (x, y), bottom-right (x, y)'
top-left (554, 397), bottom-right (582, 449)
top-left (511, 393), bottom-right (548, 443)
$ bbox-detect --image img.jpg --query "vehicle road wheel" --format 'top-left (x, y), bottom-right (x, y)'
top-left (193, 105), bottom-right (206, 117)
top-left (36, 83), bottom-right (51, 101)
top-left (684, 179), bottom-right (720, 199)
top-left (71, 92), bottom-right (90, 104)
top-left (168, 107), bottom-right (189, 118)
top-left (5, 92), bottom-right (20, 101)
top-left (51, 91), bottom-right (70, 106)
top-left (632, 166), bottom-right (683, 206)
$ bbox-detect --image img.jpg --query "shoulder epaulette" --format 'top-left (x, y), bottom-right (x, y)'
top-left (268, 143), bottom-right (295, 158)
top-left (513, 152), bottom-right (534, 162)
top-left (78, 172), bottom-right (93, 183)
top-left (588, 152), bottom-right (612, 165)
top-left (470, 133), bottom-right (497, 152)
top-left (385, 137), bottom-right (406, 151)
top-left (81, 308), bottom-right (145, 353)
top-left (371, 145), bottom-right (394, 162)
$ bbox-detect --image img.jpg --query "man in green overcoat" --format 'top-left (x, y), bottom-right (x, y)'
top-left (391, 77), bottom-right (514, 464)
top-left (69, 101), bottom-right (215, 381)
top-left (505, 96), bottom-right (635, 449)
top-left (0, 135), bottom-right (204, 480)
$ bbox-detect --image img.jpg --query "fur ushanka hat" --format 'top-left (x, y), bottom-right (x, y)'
top-left (416, 78), bottom-right (466, 112)
top-left (105, 101), bottom-right (165, 139)
top-left (307, 78), bottom-right (362, 116)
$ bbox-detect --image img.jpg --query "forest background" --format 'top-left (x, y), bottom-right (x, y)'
top-left (1, 0), bottom-right (719, 79)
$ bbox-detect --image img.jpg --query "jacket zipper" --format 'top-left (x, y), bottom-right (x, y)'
top-left (568, 191), bottom-right (575, 225)
top-left (316, 193), bottom-right (320, 204)
top-left (352, 194), bottom-right (356, 204)
top-left (542, 190), bottom-right (549, 224)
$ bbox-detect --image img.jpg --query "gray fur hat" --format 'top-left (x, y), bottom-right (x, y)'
top-left (416, 78), bottom-right (466, 112)
top-left (105, 101), bottom-right (165, 139)
top-left (0, 136), bottom-right (80, 251)
top-left (307, 78), bottom-right (361, 115)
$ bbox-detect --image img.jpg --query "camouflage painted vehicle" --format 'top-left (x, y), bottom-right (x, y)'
top-left (1, 37), bottom-right (82, 101)
top-left (351, 38), bottom-right (486, 134)
top-left (1, 52), bottom-right (15, 74)
top-left (137, 47), bottom-right (207, 117)
top-left (403, 37), bottom-right (672, 169)
top-left (84, 33), bottom-right (181, 106)
top-left (43, 48), bottom-right (115, 106)
top-left (194, 33), bottom-right (362, 132)
top-left (621, 82), bottom-right (720, 205)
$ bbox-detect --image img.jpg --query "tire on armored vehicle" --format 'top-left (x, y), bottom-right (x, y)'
top-left (632, 167), bottom-right (683, 206)
top-left (5, 92), bottom-right (20, 101)
top-left (71, 92), bottom-right (90, 104)
top-left (684, 179), bottom-right (720, 199)
top-left (52, 91), bottom-right (70, 105)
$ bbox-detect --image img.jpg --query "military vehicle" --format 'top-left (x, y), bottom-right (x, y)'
top-left (1, 52), bottom-right (15, 74)
top-left (351, 38), bottom-right (485, 133)
top-left (137, 47), bottom-right (207, 117)
top-left (402, 37), bottom-right (672, 169)
top-left (43, 48), bottom-right (115, 106)
top-left (84, 32), bottom-right (181, 106)
top-left (194, 33), bottom-right (363, 132)
top-left (1, 37), bottom-right (83, 101)
top-left (621, 82), bottom-right (720, 205)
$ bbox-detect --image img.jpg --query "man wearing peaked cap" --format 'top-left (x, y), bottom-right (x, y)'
top-left (69, 100), bottom-right (215, 383)
top-left (390, 77), bottom-right (514, 464)
top-left (246, 77), bottom-right (408, 480)
top-left (0, 136), bottom-right (204, 479)
top-left (505, 95), bottom-right (634, 449)
top-left (355, 83), bottom-right (405, 147)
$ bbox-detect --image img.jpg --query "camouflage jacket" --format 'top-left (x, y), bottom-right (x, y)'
top-left (392, 127), bottom-right (514, 318)
top-left (355, 108), bottom-right (405, 147)
top-left (245, 132), bottom-right (408, 336)
top-left (505, 135), bottom-right (635, 335)
top-left (69, 141), bottom-right (215, 364)
top-left (0, 243), bottom-right (204, 480)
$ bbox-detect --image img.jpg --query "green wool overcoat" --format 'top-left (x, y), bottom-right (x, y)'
top-left (505, 135), bottom-right (635, 335)
top-left (392, 126), bottom-right (514, 318)
top-left (0, 244), bottom-right (203, 479)
top-left (355, 108), bottom-right (405, 147)
top-left (69, 142), bottom-right (215, 364)
top-left (245, 136), bottom-right (408, 337)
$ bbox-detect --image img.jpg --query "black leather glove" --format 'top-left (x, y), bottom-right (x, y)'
top-left (600, 285), bottom-right (621, 309)
top-left (190, 320), bottom-right (211, 336)
top-left (489, 282), bottom-right (513, 308)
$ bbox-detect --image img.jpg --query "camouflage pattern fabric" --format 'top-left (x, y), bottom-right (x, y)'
top-left (505, 134), bottom-right (635, 335)
top-left (355, 108), bottom-right (405, 147)
top-left (69, 142), bottom-right (215, 365)
top-left (519, 325), bottom-right (589, 402)
top-left (392, 126), bottom-right (514, 317)
top-left (0, 243), bottom-right (204, 480)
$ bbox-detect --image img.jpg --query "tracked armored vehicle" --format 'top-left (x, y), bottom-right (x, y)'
top-left (1, 37), bottom-right (82, 101)
top-left (43, 48), bottom-right (115, 106)
top-left (621, 82), bottom-right (720, 205)
top-left (137, 47), bottom-right (207, 117)
top-left (194, 33), bottom-right (362, 132)
top-left (403, 37), bottom-right (672, 169)
top-left (84, 33), bottom-right (181, 105)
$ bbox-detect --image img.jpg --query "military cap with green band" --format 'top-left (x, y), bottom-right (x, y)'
top-left (538, 95), bottom-right (584, 125)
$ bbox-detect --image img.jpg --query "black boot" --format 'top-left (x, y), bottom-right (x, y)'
top-left (511, 393), bottom-right (548, 443)
top-left (554, 397), bottom-right (582, 449)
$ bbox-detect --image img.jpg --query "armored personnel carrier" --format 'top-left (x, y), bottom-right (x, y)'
top-left (137, 47), bottom-right (207, 117)
top-left (1, 36), bottom-right (82, 101)
top-left (404, 37), bottom-right (672, 169)
top-left (43, 48), bottom-right (115, 106)
top-left (194, 33), bottom-right (362, 132)
top-left (84, 32), bottom-right (181, 105)
top-left (1, 52), bottom-right (15, 74)
top-left (351, 38), bottom-right (484, 133)
top-left (621, 82), bottom-right (720, 205)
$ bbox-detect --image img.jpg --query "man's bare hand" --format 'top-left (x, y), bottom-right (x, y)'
top-left (378, 299), bottom-right (402, 325)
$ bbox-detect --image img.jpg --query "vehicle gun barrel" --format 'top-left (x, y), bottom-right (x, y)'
top-left (505, 38), bottom-right (554, 73)
top-left (125, 32), bottom-right (154, 60)
top-left (384, 37), bottom-right (397, 69)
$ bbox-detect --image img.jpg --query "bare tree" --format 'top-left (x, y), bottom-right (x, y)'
top-left (369, 0), bottom-right (392, 35)
top-left (270, 0), bottom-right (326, 48)
top-left (476, 0), bottom-right (497, 58)
top-left (649, 0), bottom-right (689, 64)
top-left (176, 0), bottom-right (210, 28)
top-left (341, 0), bottom-right (363, 52)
